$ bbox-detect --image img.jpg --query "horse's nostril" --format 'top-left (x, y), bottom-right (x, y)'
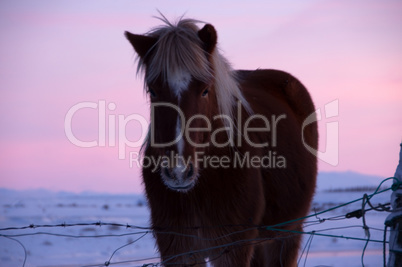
top-left (163, 167), bottom-right (171, 179)
top-left (186, 163), bottom-right (194, 178)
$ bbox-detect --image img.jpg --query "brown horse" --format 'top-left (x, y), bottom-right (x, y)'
top-left (125, 16), bottom-right (318, 267)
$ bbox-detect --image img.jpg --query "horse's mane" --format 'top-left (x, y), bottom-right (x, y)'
top-left (136, 16), bottom-right (252, 123)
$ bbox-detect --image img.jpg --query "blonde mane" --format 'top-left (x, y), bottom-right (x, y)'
top-left (136, 16), bottom-right (252, 121)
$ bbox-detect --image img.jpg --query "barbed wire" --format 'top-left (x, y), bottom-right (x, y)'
top-left (0, 177), bottom-right (399, 267)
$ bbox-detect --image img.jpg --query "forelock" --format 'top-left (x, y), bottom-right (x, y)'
top-left (137, 18), bottom-right (213, 89)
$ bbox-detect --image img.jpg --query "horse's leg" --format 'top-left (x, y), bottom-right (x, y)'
top-left (155, 233), bottom-right (207, 267)
top-left (162, 256), bottom-right (207, 267)
top-left (250, 243), bottom-right (270, 267)
top-left (264, 232), bottom-right (302, 267)
top-left (210, 246), bottom-right (254, 267)
top-left (160, 252), bottom-right (207, 267)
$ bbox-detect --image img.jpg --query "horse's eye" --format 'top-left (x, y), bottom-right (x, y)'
top-left (148, 88), bottom-right (156, 98)
top-left (202, 88), bottom-right (209, 97)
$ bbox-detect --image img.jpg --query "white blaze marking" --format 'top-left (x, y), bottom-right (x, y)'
top-left (169, 71), bottom-right (191, 100)
top-left (170, 70), bottom-right (189, 157)
top-left (174, 116), bottom-right (186, 180)
top-left (176, 116), bottom-right (184, 156)
top-left (170, 71), bottom-right (190, 180)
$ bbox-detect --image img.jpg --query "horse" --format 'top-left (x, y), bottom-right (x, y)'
top-left (125, 16), bottom-right (318, 267)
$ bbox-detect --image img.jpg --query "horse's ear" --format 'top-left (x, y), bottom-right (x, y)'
top-left (198, 24), bottom-right (217, 54)
top-left (124, 31), bottom-right (157, 58)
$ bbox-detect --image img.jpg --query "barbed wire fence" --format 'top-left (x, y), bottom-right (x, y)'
top-left (1, 177), bottom-right (401, 267)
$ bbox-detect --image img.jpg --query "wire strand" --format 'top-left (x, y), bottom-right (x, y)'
top-left (0, 176), bottom-right (398, 266)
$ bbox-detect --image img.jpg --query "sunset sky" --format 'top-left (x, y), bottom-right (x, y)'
top-left (1, 0), bottom-right (401, 193)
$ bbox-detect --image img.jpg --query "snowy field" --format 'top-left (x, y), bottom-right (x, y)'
top-left (0, 172), bottom-right (394, 267)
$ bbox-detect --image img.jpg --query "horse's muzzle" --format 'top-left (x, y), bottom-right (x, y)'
top-left (160, 161), bottom-right (197, 192)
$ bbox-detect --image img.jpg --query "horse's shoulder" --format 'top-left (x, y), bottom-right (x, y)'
top-left (237, 69), bottom-right (316, 122)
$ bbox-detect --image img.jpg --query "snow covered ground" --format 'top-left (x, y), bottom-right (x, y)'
top-left (0, 172), bottom-right (394, 267)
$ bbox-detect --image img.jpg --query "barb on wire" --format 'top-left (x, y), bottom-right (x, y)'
top-left (0, 222), bottom-right (152, 232)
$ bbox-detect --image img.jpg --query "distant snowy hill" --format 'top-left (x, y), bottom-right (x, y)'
top-left (316, 171), bottom-right (386, 192)
top-left (0, 171), bottom-right (390, 196)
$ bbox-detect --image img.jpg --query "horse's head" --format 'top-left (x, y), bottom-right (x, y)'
top-left (125, 19), bottom-right (221, 192)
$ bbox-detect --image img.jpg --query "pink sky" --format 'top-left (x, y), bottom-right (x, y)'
top-left (0, 0), bottom-right (401, 193)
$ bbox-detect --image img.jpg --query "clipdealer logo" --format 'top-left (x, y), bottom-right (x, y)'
top-left (64, 99), bottom-right (339, 168)
top-left (302, 99), bottom-right (339, 166)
